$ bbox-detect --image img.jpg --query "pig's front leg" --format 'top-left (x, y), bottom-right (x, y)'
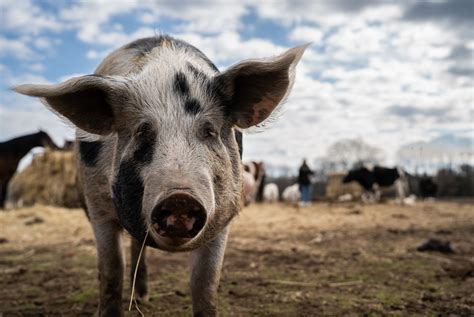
top-left (190, 226), bottom-right (229, 317)
top-left (130, 237), bottom-right (148, 302)
top-left (92, 219), bottom-right (125, 317)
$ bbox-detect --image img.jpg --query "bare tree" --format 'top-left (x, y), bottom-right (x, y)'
top-left (324, 138), bottom-right (385, 171)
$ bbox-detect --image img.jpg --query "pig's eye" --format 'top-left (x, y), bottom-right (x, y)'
top-left (201, 123), bottom-right (218, 139)
top-left (133, 122), bottom-right (153, 139)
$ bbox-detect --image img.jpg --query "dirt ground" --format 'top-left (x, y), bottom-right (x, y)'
top-left (0, 200), bottom-right (473, 316)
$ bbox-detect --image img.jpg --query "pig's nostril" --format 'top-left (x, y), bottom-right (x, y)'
top-left (152, 208), bottom-right (170, 236)
top-left (189, 211), bottom-right (206, 237)
top-left (151, 193), bottom-right (206, 240)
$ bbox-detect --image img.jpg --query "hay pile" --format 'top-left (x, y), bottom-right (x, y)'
top-left (325, 172), bottom-right (363, 200)
top-left (7, 149), bottom-right (82, 208)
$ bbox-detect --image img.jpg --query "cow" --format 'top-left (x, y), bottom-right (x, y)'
top-left (14, 35), bottom-right (307, 316)
top-left (263, 183), bottom-right (279, 203)
top-left (419, 177), bottom-right (438, 199)
top-left (282, 183), bottom-right (301, 206)
top-left (0, 131), bottom-right (58, 208)
top-left (342, 166), bottom-right (408, 203)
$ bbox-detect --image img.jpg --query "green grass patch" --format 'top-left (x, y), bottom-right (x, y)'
top-left (69, 287), bottom-right (97, 303)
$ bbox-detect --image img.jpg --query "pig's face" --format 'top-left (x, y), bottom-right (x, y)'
top-left (14, 38), bottom-right (307, 251)
top-left (111, 55), bottom-right (243, 251)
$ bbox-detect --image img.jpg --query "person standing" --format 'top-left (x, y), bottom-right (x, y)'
top-left (298, 159), bottom-right (314, 206)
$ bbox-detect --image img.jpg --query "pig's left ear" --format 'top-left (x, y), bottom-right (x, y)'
top-left (215, 44), bottom-right (309, 128)
top-left (13, 75), bottom-right (129, 135)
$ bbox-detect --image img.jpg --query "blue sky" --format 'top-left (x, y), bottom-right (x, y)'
top-left (1, 0), bottom-right (473, 172)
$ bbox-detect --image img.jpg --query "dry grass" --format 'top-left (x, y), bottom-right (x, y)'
top-left (0, 200), bottom-right (473, 316)
top-left (7, 150), bottom-right (82, 208)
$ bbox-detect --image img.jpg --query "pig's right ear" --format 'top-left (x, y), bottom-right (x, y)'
top-left (215, 44), bottom-right (308, 129)
top-left (14, 75), bottom-right (128, 135)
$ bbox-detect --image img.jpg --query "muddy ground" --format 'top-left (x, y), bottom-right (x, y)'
top-left (0, 201), bottom-right (473, 316)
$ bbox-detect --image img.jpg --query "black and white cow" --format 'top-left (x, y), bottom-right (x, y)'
top-left (343, 166), bottom-right (408, 203)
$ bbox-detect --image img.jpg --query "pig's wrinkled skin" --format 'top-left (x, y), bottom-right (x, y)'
top-left (14, 36), bottom-right (307, 316)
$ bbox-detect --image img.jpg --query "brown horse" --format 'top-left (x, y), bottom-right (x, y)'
top-left (0, 131), bottom-right (58, 208)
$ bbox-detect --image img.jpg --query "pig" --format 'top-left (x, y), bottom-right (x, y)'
top-left (282, 183), bottom-right (301, 206)
top-left (14, 35), bottom-right (307, 316)
top-left (263, 183), bottom-right (279, 203)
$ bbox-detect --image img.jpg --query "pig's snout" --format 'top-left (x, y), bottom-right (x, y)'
top-left (151, 193), bottom-right (206, 242)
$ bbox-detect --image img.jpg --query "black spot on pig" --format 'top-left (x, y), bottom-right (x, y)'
top-left (112, 160), bottom-right (146, 242)
top-left (187, 62), bottom-right (216, 98)
top-left (184, 99), bottom-right (201, 115)
top-left (112, 138), bottom-right (157, 247)
top-left (174, 72), bottom-right (189, 97)
top-left (133, 122), bottom-right (156, 164)
top-left (79, 140), bottom-right (103, 167)
top-left (187, 63), bottom-right (210, 81)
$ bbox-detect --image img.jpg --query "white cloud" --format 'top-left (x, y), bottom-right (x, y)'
top-left (0, 70), bottom-right (73, 158)
top-left (289, 26), bottom-right (324, 43)
top-left (0, 93), bottom-right (74, 147)
top-left (139, 1), bottom-right (247, 33)
top-left (57, 73), bottom-right (87, 83)
top-left (0, 36), bottom-right (35, 59)
top-left (241, 5), bottom-right (472, 169)
top-left (139, 12), bottom-right (155, 24)
top-left (0, 0), bottom-right (62, 35)
top-left (171, 3), bottom-right (247, 33)
top-left (176, 31), bottom-right (285, 66)
top-left (3, 73), bottom-right (51, 87)
top-left (59, 0), bottom-right (141, 45)
top-left (253, 2), bottom-right (401, 29)
top-left (326, 23), bottom-right (386, 56)
top-left (28, 63), bottom-right (45, 72)
top-left (34, 37), bottom-right (54, 50)
top-left (86, 50), bottom-right (100, 60)
top-left (1, 0), bottom-right (472, 173)
top-left (58, 1), bottom-right (248, 47)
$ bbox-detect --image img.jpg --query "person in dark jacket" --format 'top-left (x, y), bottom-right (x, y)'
top-left (298, 159), bottom-right (314, 205)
